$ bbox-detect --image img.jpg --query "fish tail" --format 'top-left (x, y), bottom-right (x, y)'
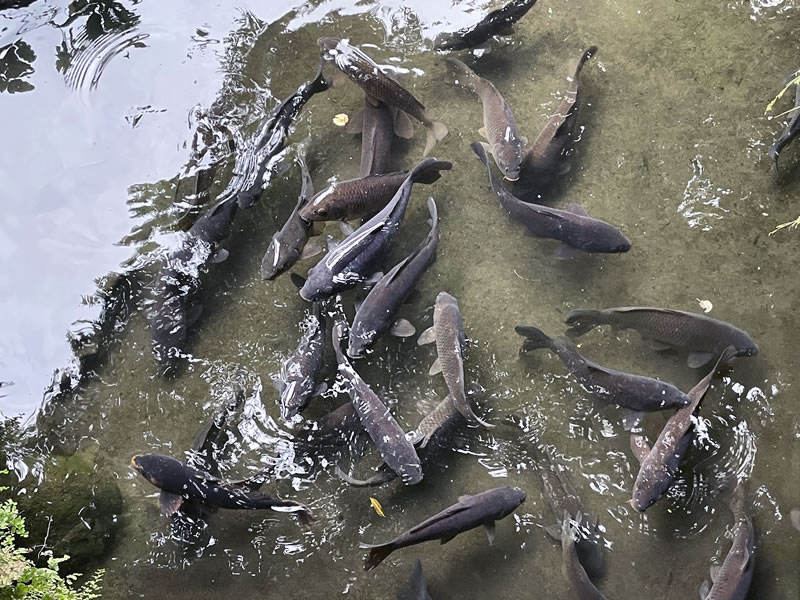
top-left (309, 58), bottom-right (332, 94)
top-left (563, 309), bottom-right (600, 338)
top-left (412, 159), bottom-right (453, 185)
top-left (359, 542), bottom-right (395, 571)
top-left (422, 121), bottom-right (448, 157)
top-left (568, 46), bottom-right (599, 79)
top-left (514, 325), bottom-right (553, 353)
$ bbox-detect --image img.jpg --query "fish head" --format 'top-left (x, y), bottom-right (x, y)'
top-left (399, 462), bottom-right (424, 485)
top-left (496, 486), bottom-right (527, 517)
top-left (131, 454), bottom-right (165, 488)
top-left (491, 142), bottom-right (523, 182)
top-left (317, 37), bottom-right (343, 57)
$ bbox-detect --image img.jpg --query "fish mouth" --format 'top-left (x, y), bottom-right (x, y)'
top-left (504, 175), bottom-right (520, 182)
top-left (130, 455), bottom-right (141, 470)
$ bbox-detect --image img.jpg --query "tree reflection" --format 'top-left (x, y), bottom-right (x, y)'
top-left (55, 0), bottom-right (141, 77)
top-left (0, 40), bottom-right (36, 93)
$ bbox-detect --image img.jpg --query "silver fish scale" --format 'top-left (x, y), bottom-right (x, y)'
top-left (415, 395), bottom-right (457, 440)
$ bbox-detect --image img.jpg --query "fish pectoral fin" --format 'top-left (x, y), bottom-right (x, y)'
top-left (496, 23), bottom-right (515, 36)
top-left (428, 358), bottom-right (442, 376)
top-left (314, 382), bottom-right (328, 396)
top-left (362, 271), bottom-right (384, 288)
top-left (623, 411), bottom-right (647, 432)
top-left (553, 242), bottom-right (583, 261)
top-left (709, 564), bottom-right (721, 583)
top-left (687, 351), bottom-right (715, 369)
top-left (698, 579), bottom-right (711, 600)
top-left (544, 523), bottom-right (562, 541)
top-left (338, 220), bottom-right (356, 236)
top-left (393, 108), bottom-right (415, 139)
top-left (457, 494), bottom-right (473, 503)
top-left (310, 221), bottom-right (326, 236)
top-left (390, 318), bottom-right (416, 337)
top-left (345, 108), bottom-right (364, 134)
top-left (158, 491), bottom-right (184, 516)
top-left (629, 432), bottom-right (651, 464)
top-left (483, 521), bottom-right (497, 545)
top-left (439, 533), bottom-right (458, 545)
top-left (300, 237), bottom-right (325, 260)
top-left (478, 126), bottom-right (488, 139)
top-left (417, 326), bottom-right (436, 346)
top-left (644, 337), bottom-right (673, 352)
top-left (208, 248), bottom-right (230, 264)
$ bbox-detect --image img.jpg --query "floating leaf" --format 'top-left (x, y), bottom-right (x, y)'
top-left (333, 113), bottom-right (349, 126)
top-left (369, 497), bottom-right (385, 518)
top-left (696, 298), bottom-right (713, 313)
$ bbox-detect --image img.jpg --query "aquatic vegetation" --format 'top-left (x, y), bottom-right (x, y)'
top-left (769, 215), bottom-right (800, 235)
top-left (0, 471), bottom-right (105, 599)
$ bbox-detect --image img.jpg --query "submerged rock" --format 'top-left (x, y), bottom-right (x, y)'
top-left (15, 450), bottom-right (122, 571)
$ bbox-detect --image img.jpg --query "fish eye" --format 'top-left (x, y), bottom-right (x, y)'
top-left (317, 208), bottom-right (328, 217)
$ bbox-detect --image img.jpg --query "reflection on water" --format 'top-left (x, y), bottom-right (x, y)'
top-left (0, 38), bottom-right (36, 92)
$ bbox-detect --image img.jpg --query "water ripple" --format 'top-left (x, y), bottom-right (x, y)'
top-left (62, 28), bottom-right (149, 94)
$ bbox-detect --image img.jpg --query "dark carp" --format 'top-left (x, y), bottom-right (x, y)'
top-left (564, 307), bottom-right (758, 368)
top-left (434, 0), bottom-right (539, 51)
top-left (299, 158), bottom-right (451, 301)
top-left (299, 163), bottom-right (448, 223)
top-left (260, 147), bottom-right (323, 280)
top-left (561, 514), bottom-right (609, 600)
top-left (360, 486), bottom-right (525, 570)
top-left (148, 197), bottom-right (238, 374)
top-left (336, 383), bottom-right (485, 488)
top-left (418, 292), bottom-right (494, 429)
top-left (318, 37), bottom-right (448, 155)
top-left (347, 197), bottom-right (439, 358)
top-left (447, 57), bottom-right (525, 180)
top-left (131, 453), bottom-right (314, 526)
top-left (699, 484), bottom-right (755, 600)
top-left (221, 60), bottom-right (330, 209)
top-left (273, 300), bottom-right (327, 420)
top-left (346, 98), bottom-right (408, 177)
top-left (768, 79), bottom-right (800, 174)
top-left (333, 319), bottom-right (423, 485)
top-left (630, 346), bottom-right (736, 512)
top-left (515, 46), bottom-right (598, 201)
top-left (515, 325), bottom-right (690, 417)
top-left (472, 141), bottom-right (630, 256)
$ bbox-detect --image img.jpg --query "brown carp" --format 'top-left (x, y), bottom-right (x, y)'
top-left (318, 37), bottom-right (448, 155)
top-left (446, 57), bottom-right (525, 180)
top-left (564, 307), bottom-right (758, 368)
top-left (418, 292), bottom-right (494, 428)
top-left (299, 163), bottom-right (448, 223)
top-left (515, 46), bottom-right (597, 201)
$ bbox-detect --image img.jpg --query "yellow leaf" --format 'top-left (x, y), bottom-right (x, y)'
top-left (333, 113), bottom-right (349, 127)
top-left (369, 497), bottom-right (385, 518)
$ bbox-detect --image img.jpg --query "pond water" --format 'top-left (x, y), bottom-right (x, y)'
top-left (1, 0), bottom-right (799, 598)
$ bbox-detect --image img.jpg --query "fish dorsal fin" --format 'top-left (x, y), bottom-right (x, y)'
top-left (390, 318), bottom-right (416, 337)
top-left (687, 351), bottom-right (715, 369)
top-left (709, 564), bottom-right (721, 583)
top-left (698, 579), bottom-right (711, 600)
top-left (565, 202), bottom-right (590, 217)
top-left (159, 490), bottom-right (184, 516)
top-left (408, 503), bottom-right (471, 535)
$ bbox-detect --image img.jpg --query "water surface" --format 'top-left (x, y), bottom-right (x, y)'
top-left (1, 0), bottom-right (799, 598)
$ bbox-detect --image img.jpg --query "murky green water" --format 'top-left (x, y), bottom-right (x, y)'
top-left (1, 0), bottom-right (799, 598)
